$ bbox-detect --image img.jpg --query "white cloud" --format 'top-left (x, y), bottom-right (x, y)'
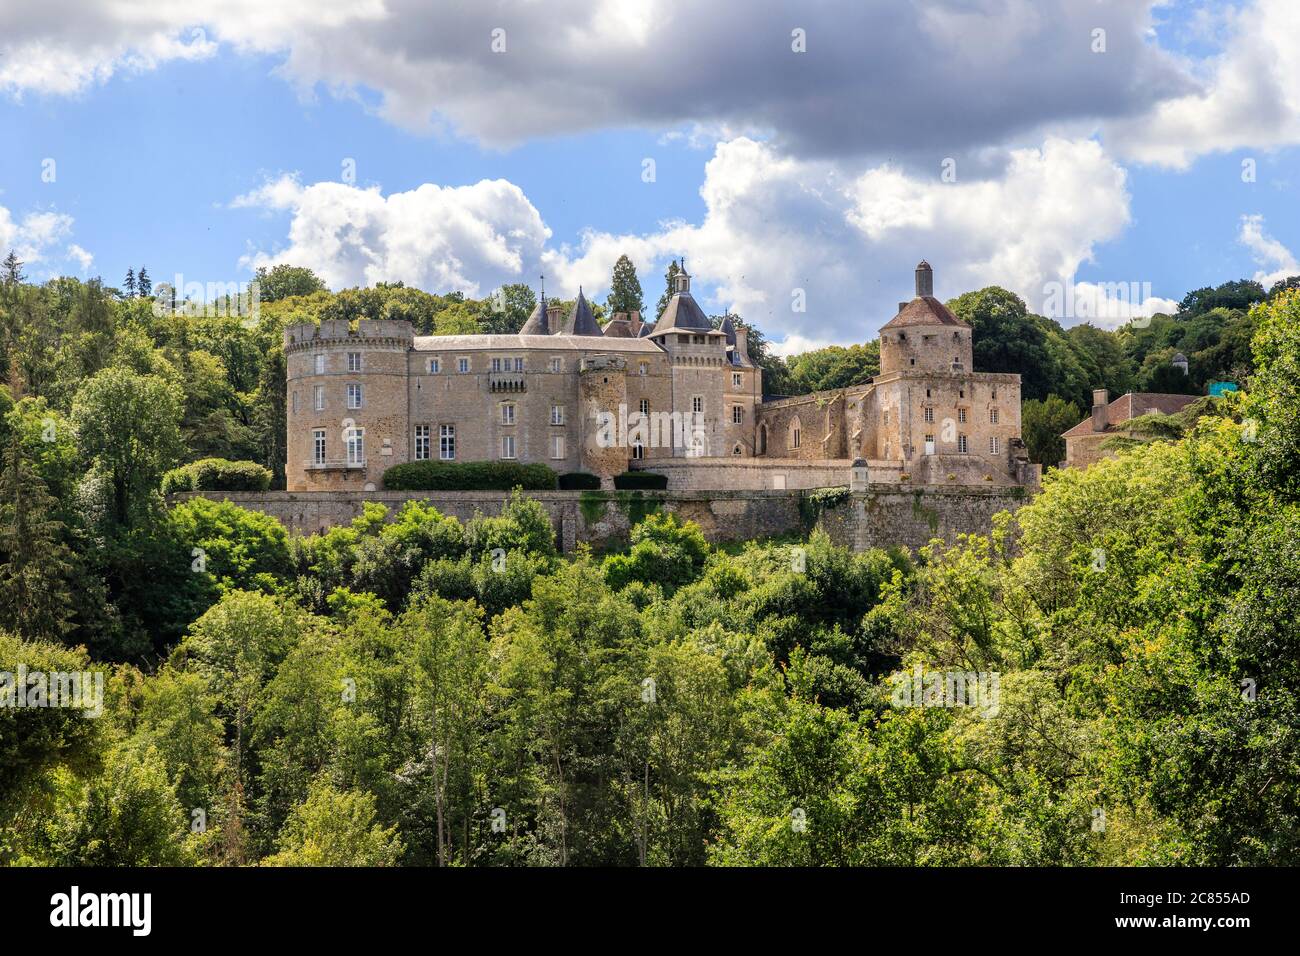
top-left (234, 175), bottom-right (550, 297)
top-left (239, 135), bottom-right (1135, 349)
top-left (1107, 0), bottom-right (1300, 167)
top-left (0, 205), bottom-right (85, 276)
top-left (1239, 213), bottom-right (1299, 287)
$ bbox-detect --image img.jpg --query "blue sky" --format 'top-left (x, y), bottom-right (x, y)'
top-left (2, 0), bottom-right (1299, 351)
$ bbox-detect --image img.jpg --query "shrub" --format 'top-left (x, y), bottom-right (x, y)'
top-left (558, 471), bottom-right (602, 490)
top-left (613, 471), bottom-right (668, 490)
top-left (162, 458), bottom-right (272, 494)
top-left (383, 460), bottom-right (557, 491)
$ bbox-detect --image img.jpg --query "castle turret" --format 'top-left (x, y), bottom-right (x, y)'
top-left (878, 260), bottom-right (972, 376)
top-left (284, 318), bottom-right (414, 492)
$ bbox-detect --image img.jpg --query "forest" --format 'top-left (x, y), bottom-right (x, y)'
top-left (1, 251), bottom-right (1298, 865)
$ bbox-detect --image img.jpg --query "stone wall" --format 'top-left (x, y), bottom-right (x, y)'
top-left (814, 486), bottom-right (1029, 553)
top-left (175, 483), bottom-right (1033, 555)
top-left (633, 457), bottom-right (855, 490)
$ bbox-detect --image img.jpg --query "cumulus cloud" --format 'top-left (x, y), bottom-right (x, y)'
top-left (0, 205), bottom-right (85, 276)
top-left (1239, 213), bottom-right (1299, 287)
top-left (233, 175), bottom-right (550, 297)
top-left (1107, 0), bottom-right (1300, 167)
top-left (238, 135), bottom-right (1136, 347)
top-left (2, 0), bottom-right (1191, 162)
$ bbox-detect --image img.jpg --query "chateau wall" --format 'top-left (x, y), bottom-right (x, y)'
top-left (633, 457), bottom-right (855, 490)
top-left (174, 484), bottom-right (1033, 555)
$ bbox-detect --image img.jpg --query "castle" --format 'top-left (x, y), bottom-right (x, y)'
top-left (283, 261), bottom-right (1039, 493)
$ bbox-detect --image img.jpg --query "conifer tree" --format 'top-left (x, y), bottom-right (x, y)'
top-left (606, 254), bottom-right (644, 317)
top-left (0, 438), bottom-right (76, 641)
top-left (2, 250), bottom-right (24, 286)
top-left (123, 268), bottom-right (137, 298)
top-left (137, 266), bottom-right (152, 296)
top-left (655, 260), bottom-right (681, 319)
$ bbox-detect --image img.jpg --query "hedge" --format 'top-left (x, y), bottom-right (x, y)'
top-left (558, 472), bottom-right (602, 490)
top-left (613, 471), bottom-right (668, 490)
top-left (162, 458), bottom-right (273, 494)
top-left (383, 460), bottom-right (557, 491)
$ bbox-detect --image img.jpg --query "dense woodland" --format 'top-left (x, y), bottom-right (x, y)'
top-left (2, 251), bottom-right (1299, 865)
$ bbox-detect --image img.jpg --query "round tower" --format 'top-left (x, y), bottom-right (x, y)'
top-left (579, 355), bottom-right (630, 487)
top-left (284, 319), bottom-right (414, 492)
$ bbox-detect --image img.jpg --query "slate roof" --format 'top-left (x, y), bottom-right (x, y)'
top-left (880, 296), bottom-right (969, 330)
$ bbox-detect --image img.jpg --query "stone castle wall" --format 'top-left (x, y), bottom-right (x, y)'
top-left (175, 485), bottom-right (1032, 555)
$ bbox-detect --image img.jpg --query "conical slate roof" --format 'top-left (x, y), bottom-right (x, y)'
top-left (650, 266), bottom-right (712, 334)
top-left (519, 296), bottom-right (549, 334)
top-left (568, 288), bottom-right (603, 336)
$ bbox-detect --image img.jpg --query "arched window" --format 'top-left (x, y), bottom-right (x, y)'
top-left (758, 423), bottom-right (768, 455)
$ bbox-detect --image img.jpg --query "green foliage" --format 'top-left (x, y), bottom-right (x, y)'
top-left (1021, 394), bottom-right (1082, 468)
top-left (613, 471), bottom-right (667, 489)
top-left (558, 471), bottom-right (601, 490)
top-left (162, 457), bottom-right (273, 494)
top-left (606, 254), bottom-right (644, 317)
top-left (254, 264), bottom-right (327, 302)
top-left (263, 779), bottom-right (403, 866)
top-left (382, 459), bottom-right (557, 491)
top-left (167, 497), bottom-right (292, 593)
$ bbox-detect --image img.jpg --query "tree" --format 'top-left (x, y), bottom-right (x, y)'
top-left (947, 287), bottom-right (1055, 400)
top-left (253, 264), bottom-right (327, 302)
top-left (137, 267), bottom-right (151, 297)
top-left (606, 254), bottom-right (644, 317)
top-left (0, 438), bottom-right (76, 641)
top-left (481, 283), bottom-right (537, 335)
top-left (1021, 395), bottom-right (1083, 468)
top-left (71, 367), bottom-right (184, 526)
top-left (123, 269), bottom-right (137, 298)
top-left (263, 780), bottom-right (403, 866)
top-left (2, 251), bottom-right (24, 286)
top-left (655, 260), bottom-right (681, 319)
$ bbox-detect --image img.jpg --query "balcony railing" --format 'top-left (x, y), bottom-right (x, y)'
top-left (489, 372), bottom-right (526, 393)
top-left (303, 458), bottom-right (367, 471)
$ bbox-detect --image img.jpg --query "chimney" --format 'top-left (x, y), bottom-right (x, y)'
top-left (1091, 388), bottom-right (1109, 432)
top-left (612, 312), bottom-right (628, 324)
top-left (735, 326), bottom-right (749, 362)
top-left (915, 260), bottom-right (933, 297)
top-left (629, 310), bottom-right (641, 324)
top-left (546, 304), bottom-right (564, 329)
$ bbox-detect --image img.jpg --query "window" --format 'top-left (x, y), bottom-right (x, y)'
top-left (345, 427), bottom-right (364, 465)
top-left (500, 435), bottom-right (516, 459)
top-left (550, 435), bottom-right (565, 459)
top-left (692, 396), bottom-right (704, 414)
top-left (989, 408), bottom-right (999, 424)
top-left (959, 389), bottom-right (965, 399)
top-left (632, 442), bottom-right (645, 460)
top-left (639, 362), bottom-right (648, 376)
top-left (501, 403), bottom-right (516, 425)
top-left (639, 399), bottom-right (649, 415)
top-left (457, 357), bottom-right (470, 373)
top-left (312, 429), bottom-right (326, 465)
top-left (314, 354), bottom-right (325, 375)
top-left (924, 406), bottom-right (934, 423)
top-left (958, 408), bottom-right (967, 424)
top-left (428, 358), bottom-right (441, 374)
top-left (491, 357), bottom-right (502, 372)
top-left (732, 372), bottom-right (742, 388)
top-left (550, 357), bottom-right (563, 373)
top-left (989, 436), bottom-right (1001, 455)
top-left (678, 335), bottom-right (690, 344)
top-left (925, 388), bottom-right (931, 398)
top-left (292, 392), bottom-right (299, 413)
top-left (313, 385), bottom-right (324, 411)
top-left (347, 352), bottom-right (362, 372)
top-left (957, 435), bottom-right (968, 454)
top-left (793, 426), bottom-right (801, 449)
top-left (732, 444), bottom-right (743, 456)
top-left (551, 404), bottom-right (564, 426)
top-left (514, 357), bottom-right (524, 372)
top-left (440, 425), bottom-right (456, 460)
top-left (732, 405), bottom-right (743, 424)
top-left (990, 386), bottom-right (998, 399)
top-left (414, 425), bottom-right (430, 461)
top-left (347, 384), bottom-right (363, 409)
top-left (924, 434), bottom-right (935, 453)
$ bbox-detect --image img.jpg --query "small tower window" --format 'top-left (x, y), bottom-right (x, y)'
top-left (347, 352), bottom-right (362, 372)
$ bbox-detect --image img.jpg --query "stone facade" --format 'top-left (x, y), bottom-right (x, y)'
top-left (754, 263), bottom-right (1038, 490)
top-left (284, 270), bottom-right (760, 492)
top-left (284, 261), bottom-right (1039, 494)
